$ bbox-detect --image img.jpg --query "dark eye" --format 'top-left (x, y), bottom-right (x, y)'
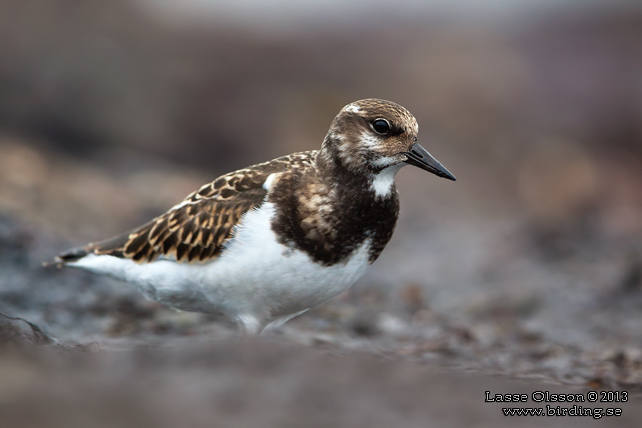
top-left (372, 118), bottom-right (391, 135)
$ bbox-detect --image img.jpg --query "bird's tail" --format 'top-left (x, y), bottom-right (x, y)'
top-left (42, 245), bottom-right (90, 267)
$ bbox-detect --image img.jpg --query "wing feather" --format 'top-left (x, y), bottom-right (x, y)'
top-left (58, 151), bottom-right (317, 264)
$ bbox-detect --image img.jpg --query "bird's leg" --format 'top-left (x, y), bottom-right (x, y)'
top-left (236, 314), bottom-right (263, 337)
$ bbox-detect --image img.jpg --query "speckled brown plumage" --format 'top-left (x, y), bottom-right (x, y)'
top-left (54, 98), bottom-right (456, 334)
top-left (59, 152), bottom-right (316, 264)
top-left (269, 163), bottom-right (400, 266)
top-left (57, 98), bottom-right (454, 271)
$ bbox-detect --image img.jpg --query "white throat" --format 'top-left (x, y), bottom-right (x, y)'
top-left (371, 164), bottom-right (404, 198)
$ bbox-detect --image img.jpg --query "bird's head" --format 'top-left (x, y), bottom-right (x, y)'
top-left (321, 98), bottom-right (455, 181)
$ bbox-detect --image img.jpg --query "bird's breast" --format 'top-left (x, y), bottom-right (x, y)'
top-left (270, 172), bottom-right (400, 266)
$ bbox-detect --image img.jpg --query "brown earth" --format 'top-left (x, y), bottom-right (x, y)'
top-left (1, 1), bottom-right (642, 426)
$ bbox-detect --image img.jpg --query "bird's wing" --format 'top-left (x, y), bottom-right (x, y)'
top-left (57, 151), bottom-right (317, 264)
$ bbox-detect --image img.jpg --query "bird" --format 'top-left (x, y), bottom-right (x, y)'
top-left (53, 98), bottom-right (455, 335)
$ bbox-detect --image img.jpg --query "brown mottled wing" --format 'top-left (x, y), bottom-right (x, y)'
top-left (114, 184), bottom-right (266, 263)
top-left (66, 152), bottom-right (317, 264)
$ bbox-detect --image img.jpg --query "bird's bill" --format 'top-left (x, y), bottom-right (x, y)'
top-left (404, 143), bottom-right (456, 181)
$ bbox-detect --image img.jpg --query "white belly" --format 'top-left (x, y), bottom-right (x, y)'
top-left (69, 203), bottom-right (372, 327)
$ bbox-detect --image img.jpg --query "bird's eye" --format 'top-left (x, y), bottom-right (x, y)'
top-left (372, 119), bottom-right (391, 135)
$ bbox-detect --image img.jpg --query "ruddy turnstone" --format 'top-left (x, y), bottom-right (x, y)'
top-left (54, 99), bottom-right (455, 334)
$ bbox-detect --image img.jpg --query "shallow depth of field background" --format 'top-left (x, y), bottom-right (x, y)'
top-left (1, 1), bottom-right (642, 427)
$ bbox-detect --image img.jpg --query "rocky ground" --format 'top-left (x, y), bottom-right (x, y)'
top-left (1, 1), bottom-right (642, 426)
top-left (1, 181), bottom-right (642, 426)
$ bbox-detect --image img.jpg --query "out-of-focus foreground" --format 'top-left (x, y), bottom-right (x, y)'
top-left (1, 1), bottom-right (642, 426)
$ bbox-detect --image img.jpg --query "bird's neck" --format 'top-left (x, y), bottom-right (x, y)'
top-left (268, 144), bottom-right (401, 266)
top-left (316, 141), bottom-right (401, 199)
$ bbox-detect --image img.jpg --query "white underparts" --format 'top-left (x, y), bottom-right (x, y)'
top-left (371, 164), bottom-right (404, 198)
top-left (68, 202), bottom-right (373, 332)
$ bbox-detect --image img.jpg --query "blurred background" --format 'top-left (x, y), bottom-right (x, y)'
top-left (1, 0), bottom-right (642, 425)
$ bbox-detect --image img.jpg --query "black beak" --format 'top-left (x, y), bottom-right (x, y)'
top-left (403, 143), bottom-right (456, 181)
